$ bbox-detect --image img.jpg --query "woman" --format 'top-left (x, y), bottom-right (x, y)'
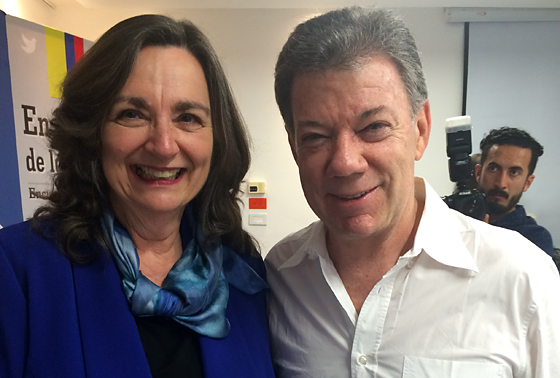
top-left (0, 15), bottom-right (275, 378)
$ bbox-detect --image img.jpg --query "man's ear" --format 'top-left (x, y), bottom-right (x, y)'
top-left (523, 174), bottom-right (535, 192)
top-left (475, 164), bottom-right (482, 182)
top-left (414, 100), bottom-right (431, 161)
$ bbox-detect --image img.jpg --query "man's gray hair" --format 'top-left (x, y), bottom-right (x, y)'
top-left (274, 7), bottom-right (428, 133)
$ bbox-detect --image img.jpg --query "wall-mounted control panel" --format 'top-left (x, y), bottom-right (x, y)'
top-left (248, 182), bottom-right (265, 194)
top-left (247, 181), bottom-right (267, 227)
top-left (249, 198), bottom-right (267, 209)
top-left (249, 213), bottom-right (267, 226)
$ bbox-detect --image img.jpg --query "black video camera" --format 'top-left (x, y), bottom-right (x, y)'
top-left (441, 116), bottom-right (487, 220)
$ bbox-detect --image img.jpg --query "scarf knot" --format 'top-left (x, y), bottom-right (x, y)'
top-left (101, 207), bottom-right (267, 339)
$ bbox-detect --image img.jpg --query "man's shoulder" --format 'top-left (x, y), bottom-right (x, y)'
top-left (265, 221), bottom-right (321, 270)
top-left (519, 223), bottom-right (554, 256)
top-left (494, 205), bottom-right (539, 230)
top-left (493, 205), bottom-right (554, 255)
top-left (516, 206), bottom-right (553, 238)
top-left (431, 211), bottom-right (559, 308)
top-left (461, 213), bottom-right (556, 276)
top-left (419, 184), bottom-right (548, 273)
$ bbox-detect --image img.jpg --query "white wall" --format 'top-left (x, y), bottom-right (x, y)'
top-left (0, 0), bottom-right (53, 24)
top-left (467, 21), bottom-right (560, 243)
top-left (2, 2), bottom-right (464, 254)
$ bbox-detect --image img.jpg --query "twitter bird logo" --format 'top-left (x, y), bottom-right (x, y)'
top-left (21, 33), bottom-right (36, 54)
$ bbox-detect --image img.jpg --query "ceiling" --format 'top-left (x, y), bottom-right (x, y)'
top-left (53, 0), bottom-right (560, 10)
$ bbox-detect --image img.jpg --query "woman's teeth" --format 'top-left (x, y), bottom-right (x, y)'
top-left (135, 166), bottom-right (182, 180)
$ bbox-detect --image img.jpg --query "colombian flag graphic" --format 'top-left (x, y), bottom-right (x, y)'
top-left (45, 27), bottom-right (85, 98)
top-left (0, 11), bottom-right (92, 227)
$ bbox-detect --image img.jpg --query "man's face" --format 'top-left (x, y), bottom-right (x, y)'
top-left (288, 56), bottom-right (430, 244)
top-left (476, 144), bottom-right (534, 216)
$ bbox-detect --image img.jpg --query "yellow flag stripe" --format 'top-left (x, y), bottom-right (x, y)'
top-left (45, 27), bottom-right (66, 99)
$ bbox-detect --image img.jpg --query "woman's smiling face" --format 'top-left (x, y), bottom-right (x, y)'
top-left (101, 46), bottom-right (213, 218)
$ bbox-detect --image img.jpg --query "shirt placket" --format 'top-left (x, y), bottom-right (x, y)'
top-left (350, 262), bottom-right (402, 378)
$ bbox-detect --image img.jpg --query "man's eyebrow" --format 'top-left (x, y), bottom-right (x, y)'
top-left (360, 106), bottom-right (385, 120)
top-left (295, 120), bottom-right (324, 129)
top-left (175, 101), bottom-right (211, 117)
top-left (296, 106), bottom-right (387, 129)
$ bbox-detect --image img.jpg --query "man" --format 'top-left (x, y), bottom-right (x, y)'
top-left (476, 127), bottom-right (554, 255)
top-left (266, 7), bottom-right (560, 378)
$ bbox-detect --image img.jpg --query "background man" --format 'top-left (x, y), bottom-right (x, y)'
top-left (476, 127), bottom-right (554, 255)
top-left (266, 7), bottom-right (560, 378)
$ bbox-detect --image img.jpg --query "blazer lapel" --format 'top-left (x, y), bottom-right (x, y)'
top-left (200, 285), bottom-right (274, 378)
top-left (72, 252), bottom-right (152, 378)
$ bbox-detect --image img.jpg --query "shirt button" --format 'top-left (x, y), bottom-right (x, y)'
top-left (357, 355), bottom-right (368, 365)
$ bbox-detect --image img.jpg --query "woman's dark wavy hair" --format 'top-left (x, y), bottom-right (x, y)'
top-left (32, 14), bottom-right (258, 263)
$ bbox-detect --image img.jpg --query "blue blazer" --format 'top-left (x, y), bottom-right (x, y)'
top-left (0, 221), bottom-right (275, 378)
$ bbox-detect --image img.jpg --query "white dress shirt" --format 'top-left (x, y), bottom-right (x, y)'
top-left (266, 179), bottom-right (560, 378)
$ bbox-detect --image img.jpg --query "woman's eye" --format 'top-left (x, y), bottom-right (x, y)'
top-left (178, 113), bottom-right (199, 123)
top-left (176, 113), bottom-right (204, 130)
top-left (116, 109), bottom-right (140, 119)
top-left (113, 109), bottom-right (146, 127)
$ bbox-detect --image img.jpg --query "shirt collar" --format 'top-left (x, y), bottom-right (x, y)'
top-left (278, 221), bottom-right (326, 270)
top-left (278, 178), bottom-right (479, 273)
top-left (414, 179), bottom-right (479, 273)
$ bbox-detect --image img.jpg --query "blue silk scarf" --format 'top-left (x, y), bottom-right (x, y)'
top-left (101, 207), bottom-right (267, 339)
